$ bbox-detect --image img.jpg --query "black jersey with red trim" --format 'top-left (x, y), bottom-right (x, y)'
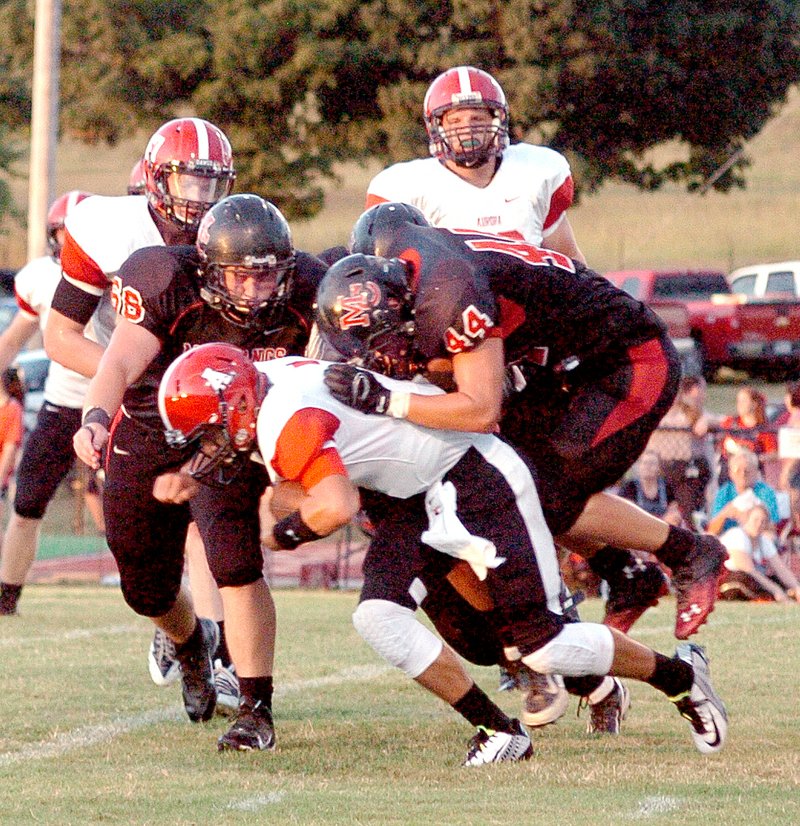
top-left (116, 244), bottom-right (327, 429)
top-left (382, 225), bottom-right (666, 376)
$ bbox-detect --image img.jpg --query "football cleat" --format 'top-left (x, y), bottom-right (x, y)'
top-left (497, 665), bottom-right (520, 692)
top-left (148, 627), bottom-right (181, 687)
top-left (176, 617), bottom-right (219, 722)
top-left (603, 558), bottom-right (670, 633)
top-left (586, 678), bottom-right (630, 735)
top-left (217, 699), bottom-right (276, 752)
top-left (672, 535), bottom-right (728, 639)
top-left (213, 660), bottom-right (240, 716)
top-left (463, 719), bottom-right (533, 767)
top-left (519, 670), bottom-right (569, 728)
top-left (671, 643), bottom-right (728, 754)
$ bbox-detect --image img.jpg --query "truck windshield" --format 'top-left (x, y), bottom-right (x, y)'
top-left (651, 273), bottom-right (730, 301)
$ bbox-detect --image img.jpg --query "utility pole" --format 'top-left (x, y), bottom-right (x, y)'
top-left (27, 0), bottom-right (61, 261)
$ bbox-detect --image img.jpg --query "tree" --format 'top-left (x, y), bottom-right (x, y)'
top-left (1, 0), bottom-right (799, 221)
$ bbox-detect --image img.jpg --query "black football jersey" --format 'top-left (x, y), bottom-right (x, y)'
top-left (115, 244), bottom-right (327, 428)
top-left (381, 225), bottom-right (666, 379)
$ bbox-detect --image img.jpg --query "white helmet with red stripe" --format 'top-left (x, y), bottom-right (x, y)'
top-left (143, 117), bottom-right (236, 231)
top-left (423, 66), bottom-right (509, 167)
top-left (46, 190), bottom-right (93, 259)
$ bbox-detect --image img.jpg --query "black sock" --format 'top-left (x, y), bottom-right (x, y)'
top-left (0, 582), bottom-right (22, 613)
top-left (239, 675), bottom-right (274, 709)
top-left (215, 621), bottom-right (232, 668)
top-left (452, 683), bottom-right (514, 732)
top-left (646, 652), bottom-right (693, 698)
top-left (655, 525), bottom-right (696, 570)
top-left (174, 618), bottom-right (203, 657)
top-left (588, 546), bottom-right (638, 580)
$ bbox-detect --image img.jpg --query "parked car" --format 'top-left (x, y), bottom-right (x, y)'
top-left (604, 267), bottom-right (800, 380)
top-left (728, 260), bottom-right (800, 300)
top-left (12, 348), bottom-right (50, 433)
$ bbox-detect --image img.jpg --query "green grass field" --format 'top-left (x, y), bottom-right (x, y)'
top-left (0, 586), bottom-right (797, 825)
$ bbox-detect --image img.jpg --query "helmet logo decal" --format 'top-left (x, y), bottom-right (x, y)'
top-left (197, 212), bottom-right (215, 247)
top-left (201, 367), bottom-right (234, 393)
top-left (337, 281), bottom-right (382, 330)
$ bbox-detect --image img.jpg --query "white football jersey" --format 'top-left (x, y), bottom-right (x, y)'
top-left (62, 194), bottom-right (163, 345)
top-left (256, 357), bottom-right (497, 499)
top-left (13, 256), bottom-right (96, 408)
top-left (366, 143), bottom-right (573, 243)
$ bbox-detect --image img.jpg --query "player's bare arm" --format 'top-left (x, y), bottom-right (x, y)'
top-left (73, 320), bottom-right (160, 469)
top-left (44, 308), bottom-right (107, 378)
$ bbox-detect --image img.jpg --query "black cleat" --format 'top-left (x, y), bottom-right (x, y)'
top-left (217, 699), bottom-right (276, 751)
top-left (176, 618), bottom-right (218, 723)
top-left (603, 558), bottom-right (670, 633)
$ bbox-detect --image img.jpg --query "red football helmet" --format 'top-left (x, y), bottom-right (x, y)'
top-left (423, 66), bottom-right (509, 167)
top-left (46, 190), bottom-right (93, 258)
top-left (127, 157), bottom-right (146, 195)
top-left (143, 117), bottom-right (236, 231)
top-left (158, 343), bottom-right (266, 484)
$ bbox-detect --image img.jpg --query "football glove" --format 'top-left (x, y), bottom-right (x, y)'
top-left (324, 363), bottom-right (392, 415)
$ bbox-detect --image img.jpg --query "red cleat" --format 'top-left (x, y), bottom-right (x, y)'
top-left (671, 535), bottom-right (728, 639)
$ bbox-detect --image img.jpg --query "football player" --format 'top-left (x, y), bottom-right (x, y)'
top-left (0, 190), bottom-right (96, 617)
top-left (364, 66), bottom-right (584, 261)
top-left (43, 119), bottom-right (240, 705)
top-left (155, 344), bottom-right (728, 762)
top-left (72, 194), bottom-right (327, 751)
top-left (318, 212), bottom-right (729, 644)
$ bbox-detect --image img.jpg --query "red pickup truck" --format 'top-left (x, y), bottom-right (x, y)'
top-left (603, 268), bottom-right (800, 380)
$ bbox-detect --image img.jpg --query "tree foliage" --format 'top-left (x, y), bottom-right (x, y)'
top-left (1, 0), bottom-right (798, 220)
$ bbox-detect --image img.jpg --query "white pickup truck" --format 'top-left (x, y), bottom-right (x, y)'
top-left (729, 260), bottom-right (800, 299)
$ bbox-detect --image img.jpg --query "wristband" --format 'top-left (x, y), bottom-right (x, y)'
top-left (386, 391), bottom-right (410, 419)
top-left (272, 510), bottom-right (323, 550)
top-left (82, 406), bottom-right (112, 430)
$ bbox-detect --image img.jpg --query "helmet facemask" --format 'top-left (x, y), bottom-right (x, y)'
top-left (199, 256), bottom-right (295, 329)
top-left (428, 105), bottom-right (509, 168)
top-left (150, 161), bottom-right (235, 230)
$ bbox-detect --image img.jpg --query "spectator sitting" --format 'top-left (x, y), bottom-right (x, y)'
top-left (647, 375), bottom-right (720, 526)
top-left (719, 501), bottom-right (800, 602)
top-left (618, 450), bottom-right (683, 526)
top-left (706, 449), bottom-right (780, 536)
top-left (718, 386), bottom-right (779, 487)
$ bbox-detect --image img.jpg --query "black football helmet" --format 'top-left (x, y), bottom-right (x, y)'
top-left (315, 253), bottom-right (422, 378)
top-left (196, 194), bottom-right (296, 328)
top-left (349, 202), bottom-right (430, 257)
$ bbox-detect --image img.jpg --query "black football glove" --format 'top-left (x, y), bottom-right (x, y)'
top-left (324, 363), bottom-right (392, 415)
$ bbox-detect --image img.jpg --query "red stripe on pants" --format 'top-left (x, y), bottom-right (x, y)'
top-left (590, 338), bottom-right (668, 448)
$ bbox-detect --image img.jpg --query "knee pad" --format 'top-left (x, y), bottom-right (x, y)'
top-left (520, 622), bottom-right (614, 677)
top-left (353, 599), bottom-right (443, 679)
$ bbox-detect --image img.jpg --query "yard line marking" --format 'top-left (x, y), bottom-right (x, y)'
top-left (0, 624), bottom-right (142, 647)
top-left (628, 795), bottom-right (684, 818)
top-left (0, 707), bottom-right (183, 766)
top-left (228, 792), bottom-right (286, 811)
top-left (0, 663), bottom-right (391, 766)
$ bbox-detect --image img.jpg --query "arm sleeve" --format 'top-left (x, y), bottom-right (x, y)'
top-left (271, 408), bottom-right (347, 490)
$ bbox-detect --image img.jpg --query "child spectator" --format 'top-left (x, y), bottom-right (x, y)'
top-left (719, 502), bottom-right (800, 602)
